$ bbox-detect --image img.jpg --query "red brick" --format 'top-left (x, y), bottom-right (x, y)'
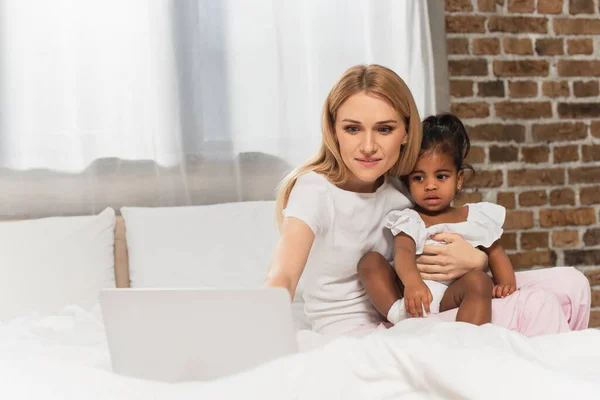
top-left (573, 81), bottom-right (599, 97)
top-left (521, 231), bottom-right (549, 249)
top-left (554, 146), bottom-right (579, 163)
top-left (567, 38), bottom-right (594, 55)
top-left (468, 124), bottom-right (526, 142)
top-left (537, 0), bottom-right (564, 13)
top-left (535, 38), bottom-right (564, 55)
top-left (542, 81), bottom-right (569, 97)
top-left (569, 167), bottom-right (600, 183)
top-left (451, 102), bottom-right (490, 118)
top-left (532, 122), bottom-right (587, 142)
top-left (584, 267), bottom-right (600, 285)
top-left (508, 0), bottom-right (535, 12)
top-left (465, 146), bottom-right (485, 163)
top-left (580, 186), bottom-right (600, 204)
top-left (488, 16), bottom-right (548, 33)
top-left (552, 230), bottom-right (579, 247)
top-left (582, 145), bottom-right (600, 161)
top-left (450, 80), bottom-right (474, 97)
top-left (539, 208), bottom-right (597, 227)
top-left (497, 192), bottom-right (516, 209)
top-left (449, 59), bottom-right (489, 76)
top-left (550, 188), bottom-right (576, 205)
top-left (466, 170), bottom-right (504, 188)
top-left (478, 0), bottom-right (498, 11)
top-left (558, 60), bottom-right (600, 76)
top-left (472, 38), bottom-right (501, 55)
top-left (499, 232), bottom-right (517, 250)
top-left (453, 191), bottom-right (483, 207)
top-left (447, 38), bottom-right (470, 55)
top-left (519, 190), bottom-right (548, 206)
top-left (478, 81), bottom-right (505, 97)
top-left (490, 146), bottom-right (518, 162)
top-left (504, 211), bottom-right (535, 229)
top-left (558, 103), bottom-right (600, 118)
top-left (569, 0), bottom-right (595, 14)
top-left (584, 228), bottom-right (600, 246)
top-left (590, 310), bottom-right (600, 328)
top-left (446, 0), bottom-right (474, 11)
top-left (508, 169), bottom-right (565, 186)
top-left (564, 250), bottom-right (600, 266)
top-left (503, 38), bottom-right (534, 55)
top-left (521, 146), bottom-right (550, 163)
top-left (508, 81), bottom-right (537, 98)
top-left (509, 251), bottom-right (556, 269)
top-left (593, 289), bottom-right (600, 308)
top-left (592, 122), bottom-right (600, 138)
top-left (554, 18), bottom-right (600, 34)
top-left (494, 60), bottom-right (549, 77)
top-left (446, 16), bottom-right (486, 33)
top-left (495, 101), bottom-right (552, 119)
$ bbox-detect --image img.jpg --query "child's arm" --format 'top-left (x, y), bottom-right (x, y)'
top-left (394, 233), bottom-right (433, 317)
top-left (486, 241), bottom-right (517, 298)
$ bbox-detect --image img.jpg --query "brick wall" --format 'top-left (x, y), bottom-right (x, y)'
top-left (445, 0), bottom-right (600, 327)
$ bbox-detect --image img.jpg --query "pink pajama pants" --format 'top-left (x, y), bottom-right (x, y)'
top-left (430, 266), bottom-right (591, 336)
top-left (348, 267), bottom-right (591, 337)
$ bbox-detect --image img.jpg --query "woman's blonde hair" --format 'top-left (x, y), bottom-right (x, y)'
top-left (275, 64), bottom-right (422, 226)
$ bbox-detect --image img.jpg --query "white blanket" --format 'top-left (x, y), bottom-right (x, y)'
top-left (1, 305), bottom-right (599, 399)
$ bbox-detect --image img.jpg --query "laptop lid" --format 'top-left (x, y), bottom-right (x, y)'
top-left (100, 287), bottom-right (297, 382)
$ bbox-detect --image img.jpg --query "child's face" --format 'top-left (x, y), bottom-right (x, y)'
top-left (407, 151), bottom-right (463, 213)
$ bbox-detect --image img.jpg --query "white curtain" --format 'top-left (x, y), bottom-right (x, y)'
top-left (0, 0), bottom-right (183, 171)
top-left (0, 0), bottom-right (437, 217)
top-left (0, 0), bottom-right (436, 172)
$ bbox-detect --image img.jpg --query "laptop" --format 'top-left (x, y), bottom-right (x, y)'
top-left (100, 287), bottom-right (298, 382)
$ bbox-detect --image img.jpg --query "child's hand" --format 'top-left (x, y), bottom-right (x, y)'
top-left (403, 280), bottom-right (433, 318)
top-left (493, 283), bottom-right (517, 298)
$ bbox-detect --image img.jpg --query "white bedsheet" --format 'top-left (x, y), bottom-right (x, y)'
top-left (1, 305), bottom-right (599, 400)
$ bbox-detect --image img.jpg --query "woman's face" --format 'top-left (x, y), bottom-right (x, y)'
top-left (334, 92), bottom-right (407, 192)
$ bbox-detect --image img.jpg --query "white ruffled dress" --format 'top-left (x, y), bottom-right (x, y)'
top-left (384, 202), bottom-right (506, 317)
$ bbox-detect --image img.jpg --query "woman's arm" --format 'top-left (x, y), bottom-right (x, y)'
top-left (415, 232), bottom-right (488, 281)
top-left (264, 217), bottom-right (314, 301)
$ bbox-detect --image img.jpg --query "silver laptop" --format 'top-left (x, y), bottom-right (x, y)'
top-left (100, 287), bottom-right (298, 382)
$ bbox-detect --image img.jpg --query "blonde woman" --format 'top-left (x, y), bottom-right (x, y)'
top-left (265, 64), bottom-right (590, 336)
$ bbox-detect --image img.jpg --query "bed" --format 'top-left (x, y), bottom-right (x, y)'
top-left (0, 198), bottom-right (599, 400)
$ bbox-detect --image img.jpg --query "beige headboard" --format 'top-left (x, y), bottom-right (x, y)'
top-left (114, 216), bottom-right (130, 288)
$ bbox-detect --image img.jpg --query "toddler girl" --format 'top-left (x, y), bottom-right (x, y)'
top-left (358, 114), bottom-right (517, 325)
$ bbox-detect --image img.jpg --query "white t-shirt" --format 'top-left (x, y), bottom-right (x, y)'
top-left (283, 171), bottom-right (413, 334)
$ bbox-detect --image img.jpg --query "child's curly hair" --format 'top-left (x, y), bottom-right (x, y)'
top-left (420, 113), bottom-right (473, 174)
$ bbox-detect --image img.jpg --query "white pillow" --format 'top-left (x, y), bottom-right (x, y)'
top-left (122, 202), bottom-right (310, 330)
top-left (0, 208), bottom-right (116, 320)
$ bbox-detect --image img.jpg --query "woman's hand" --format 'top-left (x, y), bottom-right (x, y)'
top-left (403, 278), bottom-right (432, 318)
top-left (415, 232), bottom-right (488, 281)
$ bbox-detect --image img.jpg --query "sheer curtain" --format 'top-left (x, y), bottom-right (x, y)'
top-left (0, 0), bottom-right (183, 171)
top-left (0, 0), bottom-right (438, 216)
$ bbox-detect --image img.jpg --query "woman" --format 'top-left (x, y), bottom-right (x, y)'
top-left (264, 64), bottom-right (591, 336)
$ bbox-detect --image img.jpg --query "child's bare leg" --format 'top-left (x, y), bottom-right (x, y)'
top-left (358, 251), bottom-right (404, 320)
top-left (439, 271), bottom-right (493, 325)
